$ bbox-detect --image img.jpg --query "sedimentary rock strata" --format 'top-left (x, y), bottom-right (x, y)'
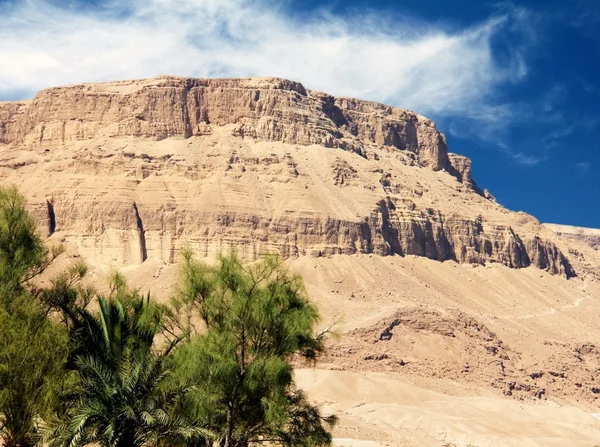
top-left (0, 76), bottom-right (575, 276)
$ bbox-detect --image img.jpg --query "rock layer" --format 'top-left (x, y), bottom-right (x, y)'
top-left (0, 77), bottom-right (451, 170)
top-left (0, 76), bottom-right (575, 277)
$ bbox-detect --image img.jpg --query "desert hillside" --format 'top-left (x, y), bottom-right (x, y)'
top-left (1, 76), bottom-right (599, 446)
top-left (545, 223), bottom-right (600, 253)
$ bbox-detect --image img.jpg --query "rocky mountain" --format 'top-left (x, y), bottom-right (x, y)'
top-left (2, 76), bottom-right (600, 446)
top-left (0, 76), bottom-right (579, 277)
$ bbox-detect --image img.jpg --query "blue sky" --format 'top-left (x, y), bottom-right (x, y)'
top-left (0, 0), bottom-right (598, 227)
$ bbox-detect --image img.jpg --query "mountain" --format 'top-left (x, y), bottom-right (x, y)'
top-left (1, 76), bottom-right (599, 446)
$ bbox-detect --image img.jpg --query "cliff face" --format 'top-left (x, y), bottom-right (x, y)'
top-left (0, 77), bottom-right (450, 170)
top-left (0, 76), bottom-right (575, 277)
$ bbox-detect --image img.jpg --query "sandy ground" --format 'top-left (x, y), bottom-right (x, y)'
top-left (290, 255), bottom-right (600, 446)
top-left (296, 368), bottom-right (600, 447)
top-left (51, 252), bottom-right (600, 447)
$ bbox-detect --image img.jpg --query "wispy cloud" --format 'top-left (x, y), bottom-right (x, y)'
top-left (0, 0), bottom-right (535, 124)
top-left (545, 124), bottom-right (576, 141)
top-left (509, 152), bottom-right (548, 166)
top-left (580, 79), bottom-right (600, 97)
top-left (575, 161), bottom-right (592, 173)
top-left (496, 140), bottom-right (548, 166)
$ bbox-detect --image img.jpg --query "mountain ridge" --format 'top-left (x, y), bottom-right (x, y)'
top-left (0, 76), bottom-right (583, 278)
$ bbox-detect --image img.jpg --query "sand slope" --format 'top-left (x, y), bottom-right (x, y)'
top-left (297, 368), bottom-right (600, 447)
top-left (71, 253), bottom-right (600, 446)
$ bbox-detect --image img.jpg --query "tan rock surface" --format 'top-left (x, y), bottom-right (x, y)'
top-left (546, 223), bottom-right (600, 251)
top-left (0, 76), bottom-right (577, 276)
top-left (2, 76), bottom-right (600, 446)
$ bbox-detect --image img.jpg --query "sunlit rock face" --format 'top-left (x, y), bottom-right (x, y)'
top-left (0, 76), bottom-right (574, 277)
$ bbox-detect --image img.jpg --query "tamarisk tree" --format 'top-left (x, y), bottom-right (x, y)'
top-left (170, 251), bottom-right (337, 447)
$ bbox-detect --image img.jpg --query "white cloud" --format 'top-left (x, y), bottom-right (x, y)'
top-left (0, 0), bottom-right (535, 122)
top-left (509, 152), bottom-right (547, 166)
top-left (575, 161), bottom-right (592, 173)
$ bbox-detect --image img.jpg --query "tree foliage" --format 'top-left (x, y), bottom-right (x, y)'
top-left (0, 186), bottom-right (69, 447)
top-left (0, 296), bottom-right (69, 447)
top-left (0, 186), bottom-right (60, 300)
top-left (170, 250), bottom-right (336, 447)
top-left (49, 285), bottom-right (207, 447)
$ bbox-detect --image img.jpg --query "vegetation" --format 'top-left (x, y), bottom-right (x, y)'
top-left (49, 288), bottom-right (204, 447)
top-left (0, 186), bottom-right (58, 300)
top-left (170, 251), bottom-right (337, 447)
top-left (0, 186), bottom-right (69, 447)
top-left (0, 296), bottom-right (69, 447)
top-left (0, 186), bottom-right (336, 447)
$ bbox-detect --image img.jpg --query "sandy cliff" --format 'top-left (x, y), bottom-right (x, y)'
top-left (0, 76), bottom-right (576, 277)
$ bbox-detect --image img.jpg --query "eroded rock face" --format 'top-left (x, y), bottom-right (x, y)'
top-left (448, 153), bottom-right (479, 191)
top-left (0, 77), bottom-right (452, 170)
top-left (24, 194), bottom-right (573, 277)
top-left (0, 76), bottom-right (575, 277)
top-left (365, 199), bottom-right (573, 277)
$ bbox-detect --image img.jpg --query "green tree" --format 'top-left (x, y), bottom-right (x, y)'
top-left (49, 284), bottom-right (208, 447)
top-left (0, 296), bottom-right (69, 447)
top-left (0, 186), bottom-right (69, 447)
top-left (170, 251), bottom-right (336, 447)
top-left (0, 186), bottom-right (59, 300)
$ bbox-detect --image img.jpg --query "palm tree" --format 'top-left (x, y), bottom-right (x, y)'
top-left (49, 293), bottom-right (209, 447)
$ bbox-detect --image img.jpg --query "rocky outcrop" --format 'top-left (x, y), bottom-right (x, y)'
top-left (365, 199), bottom-right (573, 276)
top-left (0, 76), bottom-right (452, 171)
top-left (30, 192), bottom-right (573, 277)
top-left (0, 101), bottom-right (28, 144)
top-left (0, 76), bottom-right (576, 277)
top-left (448, 153), bottom-right (480, 191)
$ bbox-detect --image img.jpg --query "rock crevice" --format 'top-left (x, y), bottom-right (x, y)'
top-left (46, 200), bottom-right (56, 237)
top-left (132, 202), bottom-right (147, 263)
